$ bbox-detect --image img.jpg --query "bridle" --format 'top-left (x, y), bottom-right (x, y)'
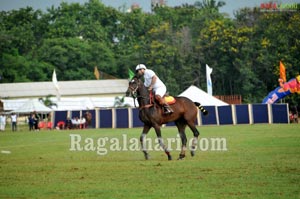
top-left (128, 79), bottom-right (139, 98)
top-left (128, 78), bottom-right (154, 109)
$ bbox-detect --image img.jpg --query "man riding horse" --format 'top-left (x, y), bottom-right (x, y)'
top-left (126, 73), bottom-right (208, 160)
top-left (135, 64), bottom-right (173, 114)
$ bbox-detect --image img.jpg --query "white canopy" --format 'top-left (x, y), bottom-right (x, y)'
top-left (10, 99), bottom-right (52, 113)
top-left (179, 85), bottom-right (228, 106)
top-left (50, 97), bottom-right (136, 110)
top-left (2, 97), bottom-right (136, 111)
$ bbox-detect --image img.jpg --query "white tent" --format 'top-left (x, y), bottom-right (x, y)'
top-left (2, 99), bottom-right (28, 111)
top-left (50, 97), bottom-right (95, 111)
top-left (50, 97), bottom-right (136, 110)
top-left (1, 97), bottom-right (137, 111)
top-left (179, 85), bottom-right (228, 106)
top-left (11, 99), bottom-right (52, 113)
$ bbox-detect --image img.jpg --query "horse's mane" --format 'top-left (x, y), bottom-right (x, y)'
top-left (131, 75), bottom-right (145, 89)
top-left (132, 74), bottom-right (142, 80)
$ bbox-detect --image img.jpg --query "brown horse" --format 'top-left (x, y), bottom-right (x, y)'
top-left (126, 76), bottom-right (208, 160)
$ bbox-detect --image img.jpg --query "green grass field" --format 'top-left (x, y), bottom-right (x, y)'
top-left (0, 124), bottom-right (299, 199)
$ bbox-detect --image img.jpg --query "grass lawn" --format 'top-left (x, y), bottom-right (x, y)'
top-left (0, 124), bottom-right (299, 199)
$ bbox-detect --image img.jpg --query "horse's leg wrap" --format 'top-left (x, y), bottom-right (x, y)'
top-left (143, 150), bottom-right (149, 160)
top-left (190, 137), bottom-right (198, 157)
top-left (178, 132), bottom-right (187, 159)
top-left (187, 121), bottom-right (200, 157)
top-left (178, 153), bottom-right (186, 160)
top-left (158, 137), bottom-right (172, 160)
top-left (140, 133), bottom-right (149, 160)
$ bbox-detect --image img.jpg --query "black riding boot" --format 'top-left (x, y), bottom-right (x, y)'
top-left (155, 95), bottom-right (173, 114)
top-left (163, 104), bottom-right (173, 114)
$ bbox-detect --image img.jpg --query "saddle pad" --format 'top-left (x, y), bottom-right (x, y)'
top-left (164, 96), bottom-right (176, 105)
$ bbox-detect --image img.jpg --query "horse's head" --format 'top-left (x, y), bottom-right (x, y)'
top-left (126, 76), bottom-right (142, 98)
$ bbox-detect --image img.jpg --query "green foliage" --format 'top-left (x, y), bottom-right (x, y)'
top-left (0, 0), bottom-right (300, 103)
top-left (113, 96), bottom-right (131, 108)
top-left (39, 94), bottom-right (57, 108)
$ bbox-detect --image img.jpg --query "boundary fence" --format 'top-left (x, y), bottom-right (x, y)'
top-left (52, 104), bottom-right (289, 129)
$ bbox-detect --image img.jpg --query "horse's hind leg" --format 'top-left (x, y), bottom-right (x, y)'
top-left (187, 120), bottom-right (200, 157)
top-left (140, 125), bottom-right (151, 160)
top-left (175, 119), bottom-right (187, 160)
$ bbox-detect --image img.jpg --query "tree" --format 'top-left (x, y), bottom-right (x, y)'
top-left (194, 0), bottom-right (225, 12)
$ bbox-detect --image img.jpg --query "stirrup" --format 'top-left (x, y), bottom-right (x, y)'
top-left (163, 106), bottom-right (173, 114)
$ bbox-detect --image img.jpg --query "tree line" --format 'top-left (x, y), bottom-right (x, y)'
top-left (0, 0), bottom-right (299, 104)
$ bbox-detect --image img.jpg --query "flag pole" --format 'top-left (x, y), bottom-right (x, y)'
top-left (52, 69), bottom-right (61, 101)
top-left (206, 64), bottom-right (213, 95)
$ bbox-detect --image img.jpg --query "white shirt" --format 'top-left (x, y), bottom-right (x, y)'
top-left (80, 118), bottom-right (86, 124)
top-left (143, 69), bottom-right (165, 89)
top-left (11, 114), bottom-right (17, 122)
top-left (0, 115), bottom-right (6, 123)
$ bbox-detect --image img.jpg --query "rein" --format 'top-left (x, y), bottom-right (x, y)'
top-left (139, 91), bottom-right (154, 110)
top-left (133, 93), bottom-right (154, 110)
top-left (139, 104), bottom-right (154, 110)
top-left (130, 79), bottom-right (154, 109)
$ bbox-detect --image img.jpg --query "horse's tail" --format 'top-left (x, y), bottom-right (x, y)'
top-left (194, 102), bottom-right (208, 116)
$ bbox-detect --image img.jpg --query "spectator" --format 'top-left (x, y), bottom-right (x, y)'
top-left (0, 113), bottom-right (6, 131)
top-left (33, 111), bottom-right (40, 131)
top-left (80, 117), bottom-right (86, 129)
top-left (72, 117), bottom-right (80, 129)
top-left (56, 121), bottom-right (65, 130)
top-left (294, 109), bottom-right (299, 124)
top-left (84, 111), bottom-right (92, 128)
top-left (47, 122), bottom-right (53, 130)
top-left (289, 110), bottom-right (299, 123)
top-left (65, 117), bottom-right (73, 129)
top-left (28, 113), bottom-right (35, 131)
top-left (11, 113), bottom-right (17, 131)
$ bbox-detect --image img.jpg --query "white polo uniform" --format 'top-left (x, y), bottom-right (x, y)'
top-left (143, 69), bottom-right (166, 97)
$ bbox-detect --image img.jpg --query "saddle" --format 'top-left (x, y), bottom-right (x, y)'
top-left (150, 92), bottom-right (175, 114)
top-left (164, 96), bottom-right (176, 105)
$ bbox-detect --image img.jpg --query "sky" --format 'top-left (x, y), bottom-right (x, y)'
top-left (1, 0), bottom-right (300, 17)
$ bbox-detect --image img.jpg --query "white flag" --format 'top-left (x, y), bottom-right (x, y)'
top-left (206, 64), bottom-right (213, 95)
top-left (52, 69), bottom-right (59, 90)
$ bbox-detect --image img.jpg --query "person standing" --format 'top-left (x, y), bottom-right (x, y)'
top-left (84, 111), bottom-right (92, 128)
top-left (65, 117), bottom-right (73, 129)
top-left (33, 111), bottom-right (40, 131)
top-left (11, 113), bottom-right (17, 132)
top-left (0, 114), bottom-right (6, 131)
top-left (28, 113), bottom-right (35, 131)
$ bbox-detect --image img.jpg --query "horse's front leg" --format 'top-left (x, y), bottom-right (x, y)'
top-left (140, 125), bottom-right (151, 160)
top-left (154, 125), bottom-right (172, 160)
top-left (175, 120), bottom-right (187, 160)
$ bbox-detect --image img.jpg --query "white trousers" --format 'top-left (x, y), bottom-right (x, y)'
top-left (0, 123), bottom-right (5, 131)
top-left (153, 85), bottom-right (167, 97)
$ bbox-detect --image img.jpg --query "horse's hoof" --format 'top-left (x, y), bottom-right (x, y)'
top-left (191, 151), bottom-right (195, 157)
top-left (168, 155), bottom-right (172, 161)
top-left (177, 154), bottom-right (185, 160)
top-left (143, 152), bottom-right (150, 160)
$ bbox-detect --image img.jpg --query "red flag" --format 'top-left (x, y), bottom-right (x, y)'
top-left (279, 61), bottom-right (286, 82)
